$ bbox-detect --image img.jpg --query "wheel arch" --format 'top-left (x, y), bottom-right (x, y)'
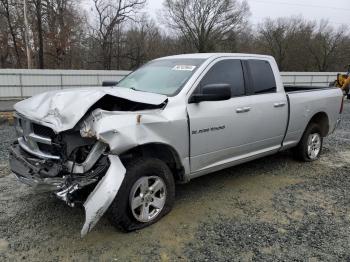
top-left (119, 143), bottom-right (186, 183)
top-left (307, 112), bottom-right (329, 137)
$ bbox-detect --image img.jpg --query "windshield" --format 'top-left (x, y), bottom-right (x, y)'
top-left (116, 58), bottom-right (205, 96)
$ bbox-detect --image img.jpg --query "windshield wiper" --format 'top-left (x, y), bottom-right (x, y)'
top-left (129, 87), bottom-right (154, 94)
top-left (128, 87), bottom-right (163, 95)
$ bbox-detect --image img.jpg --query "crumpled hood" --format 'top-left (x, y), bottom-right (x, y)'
top-left (14, 87), bottom-right (167, 133)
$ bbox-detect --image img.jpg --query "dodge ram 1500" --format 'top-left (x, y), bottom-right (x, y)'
top-left (9, 53), bottom-right (344, 236)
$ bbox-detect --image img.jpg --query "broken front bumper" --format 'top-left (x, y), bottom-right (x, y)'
top-left (9, 143), bottom-right (127, 237)
top-left (9, 143), bottom-right (65, 192)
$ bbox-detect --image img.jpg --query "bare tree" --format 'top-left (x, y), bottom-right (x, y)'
top-left (0, 0), bottom-right (22, 67)
top-left (23, 0), bottom-right (32, 68)
top-left (309, 21), bottom-right (348, 72)
top-left (1, 0), bottom-right (350, 72)
top-left (0, 16), bottom-right (10, 67)
top-left (285, 20), bottom-right (315, 71)
top-left (91, 0), bottom-right (146, 69)
top-left (44, 0), bottom-right (83, 68)
top-left (162, 0), bottom-right (249, 52)
top-left (257, 17), bottom-right (316, 71)
top-left (123, 16), bottom-right (163, 69)
top-left (30, 0), bottom-right (45, 68)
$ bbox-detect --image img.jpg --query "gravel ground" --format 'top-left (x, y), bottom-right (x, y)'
top-left (0, 101), bottom-right (349, 261)
top-left (0, 100), bottom-right (19, 112)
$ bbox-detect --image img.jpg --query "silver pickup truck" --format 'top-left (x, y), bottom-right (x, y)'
top-left (9, 53), bottom-right (344, 236)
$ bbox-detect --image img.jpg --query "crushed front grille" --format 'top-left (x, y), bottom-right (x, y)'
top-left (32, 123), bottom-right (56, 138)
top-left (15, 115), bottom-right (60, 160)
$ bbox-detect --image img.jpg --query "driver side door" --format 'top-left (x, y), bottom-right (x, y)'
top-left (187, 59), bottom-right (254, 173)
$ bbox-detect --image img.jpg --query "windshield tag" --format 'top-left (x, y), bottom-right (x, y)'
top-left (172, 65), bottom-right (196, 71)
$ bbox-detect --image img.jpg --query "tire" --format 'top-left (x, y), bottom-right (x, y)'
top-left (293, 123), bottom-right (323, 162)
top-left (108, 157), bottom-right (175, 232)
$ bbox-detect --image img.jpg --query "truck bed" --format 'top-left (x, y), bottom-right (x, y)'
top-left (282, 87), bottom-right (343, 149)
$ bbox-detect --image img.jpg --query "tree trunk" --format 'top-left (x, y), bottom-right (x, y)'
top-left (102, 39), bottom-right (111, 70)
top-left (116, 25), bottom-right (121, 70)
top-left (2, 0), bottom-right (21, 67)
top-left (35, 0), bottom-right (44, 69)
top-left (23, 0), bottom-right (32, 69)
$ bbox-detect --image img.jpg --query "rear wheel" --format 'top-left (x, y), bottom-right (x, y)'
top-left (108, 157), bottom-right (175, 232)
top-left (293, 123), bottom-right (323, 162)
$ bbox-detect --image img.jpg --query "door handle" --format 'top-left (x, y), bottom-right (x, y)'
top-left (274, 102), bottom-right (286, 108)
top-left (236, 107), bottom-right (251, 113)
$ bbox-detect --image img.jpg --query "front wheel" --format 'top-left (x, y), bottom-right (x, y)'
top-left (293, 123), bottom-right (323, 162)
top-left (108, 157), bottom-right (175, 232)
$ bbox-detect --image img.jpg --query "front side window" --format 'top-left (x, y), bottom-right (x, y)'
top-left (247, 60), bottom-right (276, 94)
top-left (117, 58), bottom-right (205, 96)
top-left (200, 59), bottom-right (245, 97)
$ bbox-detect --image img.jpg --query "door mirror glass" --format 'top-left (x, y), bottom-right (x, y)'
top-left (189, 84), bottom-right (231, 103)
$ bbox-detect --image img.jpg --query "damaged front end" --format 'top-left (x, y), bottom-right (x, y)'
top-left (9, 87), bottom-right (170, 237)
top-left (9, 114), bottom-right (126, 237)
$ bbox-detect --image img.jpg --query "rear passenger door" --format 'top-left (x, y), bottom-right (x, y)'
top-left (242, 59), bottom-right (288, 153)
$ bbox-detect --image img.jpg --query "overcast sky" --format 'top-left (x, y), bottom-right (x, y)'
top-left (146, 0), bottom-right (349, 27)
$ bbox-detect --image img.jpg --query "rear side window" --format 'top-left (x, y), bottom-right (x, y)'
top-left (200, 60), bottom-right (245, 97)
top-left (247, 60), bottom-right (276, 94)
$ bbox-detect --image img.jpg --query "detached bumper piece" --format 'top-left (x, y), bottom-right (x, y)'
top-left (81, 155), bottom-right (126, 237)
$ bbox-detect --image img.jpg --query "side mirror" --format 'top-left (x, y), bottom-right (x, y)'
top-left (102, 81), bottom-right (119, 87)
top-left (189, 84), bottom-right (231, 103)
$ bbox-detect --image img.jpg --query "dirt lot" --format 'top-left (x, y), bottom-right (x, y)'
top-left (0, 101), bottom-right (349, 261)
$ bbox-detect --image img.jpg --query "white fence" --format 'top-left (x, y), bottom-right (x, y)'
top-left (281, 72), bottom-right (338, 87)
top-left (0, 69), bottom-right (129, 99)
top-left (0, 69), bottom-right (339, 99)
